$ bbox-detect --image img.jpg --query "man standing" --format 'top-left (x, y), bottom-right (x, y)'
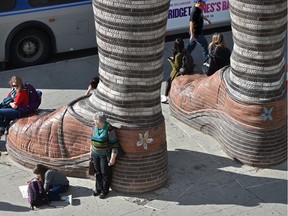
top-left (187, 0), bottom-right (211, 60)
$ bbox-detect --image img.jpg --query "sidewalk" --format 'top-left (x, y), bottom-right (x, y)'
top-left (0, 34), bottom-right (287, 216)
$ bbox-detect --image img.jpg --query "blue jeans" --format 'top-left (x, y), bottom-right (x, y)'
top-left (187, 33), bottom-right (208, 61)
top-left (48, 184), bottom-right (69, 201)
top-left (0, 108), bottom-right (21, 130)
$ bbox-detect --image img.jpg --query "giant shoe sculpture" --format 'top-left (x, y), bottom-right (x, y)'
top-left (7, 0), bottom-right (170, 193)
top-left (170, 0), bottom-right (287, 167)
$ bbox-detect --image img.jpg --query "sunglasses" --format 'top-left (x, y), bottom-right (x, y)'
top-left (12, 84), bottom-right (18, 87)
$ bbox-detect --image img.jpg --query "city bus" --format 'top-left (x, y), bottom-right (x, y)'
top-left (0, 0), bottom-right (230, 68)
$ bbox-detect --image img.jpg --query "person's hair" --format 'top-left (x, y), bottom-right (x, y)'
top-left (93, 111), bottom-right (107, 124)
top-left (9, 76), bottom-right (24, 92)
top-left (33, 164), bottom-right (50, 183)
top-left (209, 33), bottom-right (226, 50)
top-left (90, 76), bottom-right (99, 89)
top-left (194, 0), bottom-right (206, 3)
top-left (173, 38), bottom-right (185, 57)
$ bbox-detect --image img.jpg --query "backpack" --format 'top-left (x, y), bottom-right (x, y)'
top-left (179, 50), bottom-right (194, 75)
top-left (24, 82), bottom-right (42, 113)
top-left (27, 179), bottom-right (49, 210)
top-left (0, 89), bottom-right (16, 109)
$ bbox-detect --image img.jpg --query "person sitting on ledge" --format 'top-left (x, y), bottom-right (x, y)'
top-left (161, 38), bottom-right (188, 103)
top-left (0, 76), bottom-right (29, 136)
top-left (204, 32), bottom-right (231, 76)
top-left (85, 76), bottom-right (99, 96)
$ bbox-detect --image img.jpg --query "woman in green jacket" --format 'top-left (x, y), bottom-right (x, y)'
top-left (161, 38), bottom-right (185, 103)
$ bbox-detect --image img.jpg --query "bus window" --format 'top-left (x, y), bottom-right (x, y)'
top-left (0, 0), bottom-right (16, 12)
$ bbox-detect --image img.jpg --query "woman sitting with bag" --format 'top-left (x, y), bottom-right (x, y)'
top-left (161, 38), bottom-right (194, 103)
top-left (202, 33), bottom-right (231, 76)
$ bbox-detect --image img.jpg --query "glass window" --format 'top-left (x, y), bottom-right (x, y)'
top-left (0, 0), bottom-right (16, 12)
top-left (29, 0), bottom-right (85, 7)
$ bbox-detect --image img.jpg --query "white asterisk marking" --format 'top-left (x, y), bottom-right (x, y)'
top-left (261, 107), bottom-right (273, 122)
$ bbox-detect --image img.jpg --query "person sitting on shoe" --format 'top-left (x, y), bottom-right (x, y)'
top-left (205, 32), bottom-right (231, 76)
top-left (161, 38), bottom-right (188, 103)
top-left (0, 76), bottom-right (29, 136)
top-left (90, 111), bottom-right (119, 199)
top-left (85, 76), bottom-right (99, 96)
top-left (33, 164), bottom-right (72, 205)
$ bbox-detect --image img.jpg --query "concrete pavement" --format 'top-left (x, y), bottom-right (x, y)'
top-left (0, 33), bottom-right (287, 216)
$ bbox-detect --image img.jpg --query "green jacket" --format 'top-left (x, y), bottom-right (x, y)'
top-left (169, 52), bottom-right (183, 80)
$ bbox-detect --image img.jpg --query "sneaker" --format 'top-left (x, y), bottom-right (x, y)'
top-left (66, 195), bottom-right (73, 205)
top-left (161, 95), bottom-right (168, 103)
top-left (2, 151), bottom-right (8, 155)
top-left (93, 191), bottom-right (101, 196)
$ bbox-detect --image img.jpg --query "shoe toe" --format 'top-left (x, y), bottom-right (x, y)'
top-left (99, 193), bottom-right (107, 199)
top-left (161, 95), bottom-right (168, 103)
top-left (93, 191), bottom-right (101, 196)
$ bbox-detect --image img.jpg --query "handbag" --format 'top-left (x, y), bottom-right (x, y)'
top-left (179, 50), bottom-right (194, 75)
top-left (0, 96), bottom-right (14, 109)
top-left (88, 159), bottom-right (95, 176)
top-left (202, 54), bottom-right (218, 76)
top-left (0, 89), bottom-right (16, 109)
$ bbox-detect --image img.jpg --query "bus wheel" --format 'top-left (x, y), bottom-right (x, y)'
top-left (10, 29), bottom-right (51, 67)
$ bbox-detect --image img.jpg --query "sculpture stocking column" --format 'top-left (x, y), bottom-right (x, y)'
top-left (223, 0), bottom-right (287, 165)
top-left (87, 0), bottom-right (170, 193)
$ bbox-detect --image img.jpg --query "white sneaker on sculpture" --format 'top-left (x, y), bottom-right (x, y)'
top-left (161, 95), bottom-right (168, 103)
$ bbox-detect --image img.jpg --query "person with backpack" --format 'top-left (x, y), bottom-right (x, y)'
top-left (90, 111), bottom-right (119, 199)
top-left (0, 76), bottom-right (29, 136)
top-left (161, 38), bottom-right (194, 103)
top-left (32, 164), bottom-right (72, 205)
top-left (202, 32), bottom-right (231, 76)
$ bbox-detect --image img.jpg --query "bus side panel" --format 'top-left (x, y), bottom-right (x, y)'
top-left (0, 0), bottom-right (231, 64)
top-left (48, 3), bottom-right (96, 52)
top-left (166, 0), bottom-right (230, 35)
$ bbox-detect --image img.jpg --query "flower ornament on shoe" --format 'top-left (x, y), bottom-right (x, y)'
top-left (261, 107), bottom-right (273, 122)
top-left (137, 131), bottom-right (153, 150)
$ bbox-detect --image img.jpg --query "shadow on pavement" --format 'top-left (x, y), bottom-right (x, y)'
top-left (113, 149), bottom-right (287, 208)
top-left (0, 201), bottom-right (30, 212)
